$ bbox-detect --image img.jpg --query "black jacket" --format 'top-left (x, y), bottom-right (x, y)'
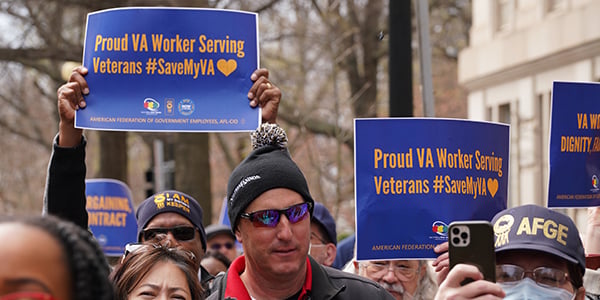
top-left (43, 135), bottom-right (89, 229)
top-left (207, 256), bottom-right (394, 300)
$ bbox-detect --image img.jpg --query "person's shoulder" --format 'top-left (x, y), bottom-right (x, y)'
top-left (322, 266), bottom-right (374, 284)
top-left (206, 272), bottom-right (226, 300)
top-left (320, 265), bottom-right (391, 295)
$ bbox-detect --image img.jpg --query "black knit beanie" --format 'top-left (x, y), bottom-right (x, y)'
top-left (227, 124), bottom-right (314, 230)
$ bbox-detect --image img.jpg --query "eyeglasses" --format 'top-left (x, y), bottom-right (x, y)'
top-left (363, 261), bottom-right (419, 281)
top-left (210, 242), bottom-right (235, 251)
top-left (142, 226), bottom-right (196, 241)
top-left (496, 264), bottom-right (570, 288)
top-left (0, 292), bottom-right (55, 300)
top-left (121, 242), bottom-right (196, 264)
top-left (240, 202), bottom-right (312, 227)
top-left (310, 232), bottom-right (328, 245)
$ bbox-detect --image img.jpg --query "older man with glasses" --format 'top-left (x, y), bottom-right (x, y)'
top-left (354, 260), bottom-right (438, 300)
top-left (207, 124), bottom-right (394, 300)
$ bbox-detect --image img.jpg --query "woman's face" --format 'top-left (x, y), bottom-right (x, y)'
top-left (0, 223), bottom-right (72, 300)
top-left (128, 261), bottom-right (192, 300)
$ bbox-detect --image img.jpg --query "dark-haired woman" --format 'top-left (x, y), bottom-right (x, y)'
top-left (0, 215), bottom-right (114, 300)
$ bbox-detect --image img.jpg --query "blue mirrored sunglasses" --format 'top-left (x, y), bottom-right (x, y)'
top-left (240, 202), bottom-right (312, 227)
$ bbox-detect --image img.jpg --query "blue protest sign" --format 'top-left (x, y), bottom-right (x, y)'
top-left (85, 179), bottom-right (137, 256)
top-left (548, 81), bottom-right (600, 207)
top-left (76, 7), bottom-right (259, 132)
top-left (218, 196), bottom-right (231, 226)
top-left (354, 118), bottom-right (509, 260)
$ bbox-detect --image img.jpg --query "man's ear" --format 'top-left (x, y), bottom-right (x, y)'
top-left (235, 228), bottom-right (243, 243)
top-left (323, 244), bottom-right (337, 266)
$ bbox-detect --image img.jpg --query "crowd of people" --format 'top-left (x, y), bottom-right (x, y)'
top-left (1, 62), bottom-right (598, 300)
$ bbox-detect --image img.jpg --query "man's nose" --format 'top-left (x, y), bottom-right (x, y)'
top-left (276, 215), bottom-right (294, 241)
top-left (381, 266), bottom-right (400, 283)
top-left (165, 231), bottom-right (181, 245)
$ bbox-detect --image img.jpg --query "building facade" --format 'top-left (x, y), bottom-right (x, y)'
top-left (458, 0), bottom-right (600, 224)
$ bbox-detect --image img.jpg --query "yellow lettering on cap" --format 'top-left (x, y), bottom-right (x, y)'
top-left (516, 216), bottom-right (569, 246)
top-left (531, 217), bottom-right (544, 235)
top-left (543, 219), bottom-right (558, 239)
top-left (516, 217), bottom-right (531, 235)
top-left (557, 224), bottom-right (568, 246)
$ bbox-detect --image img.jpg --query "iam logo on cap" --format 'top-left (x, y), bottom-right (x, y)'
top-left (153, 192), bottom-right (191, 214)
top-left (494, 214), bottom-right (514, 247)
top-left (154, 194), bottom-right (166, 209)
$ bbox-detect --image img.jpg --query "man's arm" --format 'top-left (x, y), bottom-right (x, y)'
top-left (43, 135), bottom-right (88, 229)
top-left (43, 66), bottom-right (89, 229)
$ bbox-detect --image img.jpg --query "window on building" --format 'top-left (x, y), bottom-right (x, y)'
top-left (496, 0), bottom-right (513, 32)
top-left (538, 92), bottom-right (551, 203)
top-left (546, 0), bottom-right (568, 14)
top-left (499, 103), bottom-right (511, 124)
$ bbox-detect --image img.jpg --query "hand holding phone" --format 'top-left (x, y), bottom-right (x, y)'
top-left (448, 221), bottom-right (496, 284)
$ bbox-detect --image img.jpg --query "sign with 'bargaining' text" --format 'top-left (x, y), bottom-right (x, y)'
top-left (548, 81), bottom-right (600, 207)
top-left (354, 118), bottom-right (509, 260)
top-left (76, 7), bottom-right (259, 132)
top-left (86, 179), bottom-right (137, 256)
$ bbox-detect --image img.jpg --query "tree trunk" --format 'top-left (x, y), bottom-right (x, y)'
top-left (175, 133), bottom-right (212, 225)
top-left (98, 131), bottom-right (128, 182)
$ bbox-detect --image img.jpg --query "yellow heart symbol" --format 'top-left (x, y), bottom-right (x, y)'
top-left (487, 178), bottom-right (498, 198)
top-left (217, 59), bottom-right (237, 77)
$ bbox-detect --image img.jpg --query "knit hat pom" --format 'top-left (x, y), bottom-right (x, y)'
top-left (251, 123), bottom-right (288, 150)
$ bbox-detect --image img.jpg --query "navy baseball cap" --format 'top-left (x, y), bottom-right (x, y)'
top-left (492, 204), bottom-right (585, 273)
top-left (311, 202), bottom-right (337, 245)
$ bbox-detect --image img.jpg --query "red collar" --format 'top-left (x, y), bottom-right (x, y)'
top-left (224, 255), bottom-right (313, 300)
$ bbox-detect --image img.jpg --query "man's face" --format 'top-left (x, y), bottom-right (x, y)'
top-left (496, 250), bottom-right (580, 297)
top-left (308, 222), bottom-right (336, 266)
top-left (236, 188), bottom-right (310, 279)
top-left (143, 212), bottom-right (205, 271)
top-left (207, 233), bottom-right (237, 262)
top-left (359, 260), bottom-right (423, 300)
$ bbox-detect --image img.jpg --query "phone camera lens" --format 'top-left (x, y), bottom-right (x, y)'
top-left (452, 237), bottom-right (460, 245)
top-left (452, 227), bottom-right (460, 235)
top-left (461, 232), bottom-right (468, 239)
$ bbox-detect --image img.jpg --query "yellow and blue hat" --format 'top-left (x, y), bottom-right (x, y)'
top-left (136, 190), bottom-right (206, 250)
top-left (492, 204), bottom-right (585, 273)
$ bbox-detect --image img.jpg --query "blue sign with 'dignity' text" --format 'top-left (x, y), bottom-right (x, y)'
top-left (86, 179), bottom-right (137, 256)
top-left (77, 7), bottom-right (259, 132)
top-left (548, 81), bottom-right (600, 207)
top-left (354, 118), bottom-right (509, 260)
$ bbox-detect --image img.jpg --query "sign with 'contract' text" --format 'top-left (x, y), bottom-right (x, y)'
top-left (86, 179), bottom-right (137, 256)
